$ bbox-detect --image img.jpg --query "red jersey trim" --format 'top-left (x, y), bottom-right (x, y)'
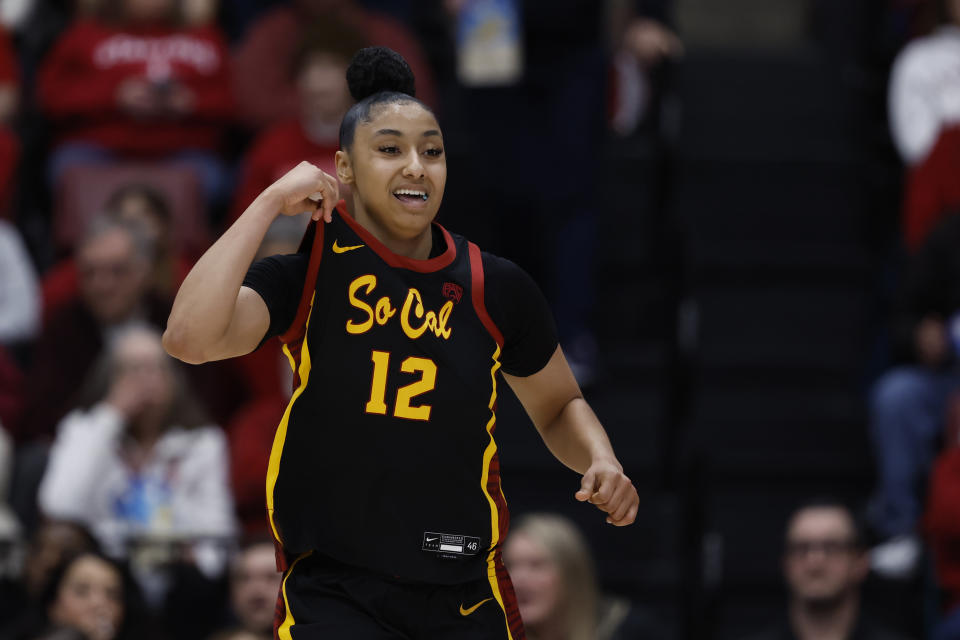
top-left (468, 241), bottom-right (504, 347)
top-left (278, 210), bottom-right (326, 344)
top-left (338, 201), bottom-right (457, 273)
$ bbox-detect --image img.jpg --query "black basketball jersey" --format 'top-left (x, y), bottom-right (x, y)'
top-left (265, 203), bottom-right (513, 587)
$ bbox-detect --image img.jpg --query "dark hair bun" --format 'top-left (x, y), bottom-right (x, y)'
top-left (346, 46), bottom-right (416, 102)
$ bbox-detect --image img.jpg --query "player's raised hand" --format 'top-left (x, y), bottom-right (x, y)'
top-left (575, 459), bottom-right (639, 526)
top-left (267, 161), bottom-right (340, 223)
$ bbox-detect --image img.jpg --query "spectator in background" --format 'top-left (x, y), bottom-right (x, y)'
top-left (217, 539), bottom-right (280, 640)
top-left (890, 0), bottom-right (960, 250)
top-left (868, 211), bottom-right (960, 578)
top-left (232, 0), bottom-right (436, 130)
top-left (228, 20), bottom-right (363, 224)
top-left (206, 631), bottom-right (261, 640)
top-left (37, 325), bottom-right (235, 634)
top-left (0, 520), bottom-right (100, 639)
top-left (37, 324), bottom-right (234, 560)
top-left (42, 183), bottom-right (192, 325)
top-left (28, 551), bottom-right (156, 640)
top-left (504, 513), bottom-right (658, 640)
top-left (923, 401), bottom-right (960, 639)
top-left (743, 500), bottom-right (909, 640)
top-left (0, 423), bottom-right (23, 625)
top-left (0, 218), bottom-right (40, 347)
top-left (18, 216), bottom-right (161, 443)
top-left (0, 25), bottom-right (20, 218)
top-left (889, 0), bottom-right (960, 167)
top-left (36, 0), bottom-right (233, 204)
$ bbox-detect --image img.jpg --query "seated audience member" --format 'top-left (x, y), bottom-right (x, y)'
top-left (37, 324), bottom-right (235, 561)
top-left (206, 631), bottom-right (261, 640)
top-left (924, 403), bottom-right (960, 639)
top-left (17, 217), bottom-right (162, 443)
top-left (0, 422), bottom-right (22, 623)
top-left (0, 520), bottom-right (100, 639)
top-left (903, 124), bottom-right (960, 252)
top-left (0, 423), bottom-right (20, 539)
top-left (889, 0), bottom-right (960, 168)
top-left (504, 512), bottom-right (659, 640)
top-left (228, 21), bottom-right (362, 224)
top-left (28, 551), bottom-right (156, 640)
top-left (43, 183), bottom-right (192, 324)
top-left (36, 0), bottom-right (233, 203)
top-left (232, 0), bottom-right (435, 130)
top-left (742, 500), bottom-right (910, 640)
top-left (0, 25), bottom-right (19, 217)
top-left (221, 539), bottom-right (281, 640)
top-left (889, 0), bottom-right (960, 249)
top-left (868, 211), bottom-right (960, 577)
top-left (0, 219), bottom-right (40, 346)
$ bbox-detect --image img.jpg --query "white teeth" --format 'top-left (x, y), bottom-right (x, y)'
top-left (394, 189), bottom-right (427, 198)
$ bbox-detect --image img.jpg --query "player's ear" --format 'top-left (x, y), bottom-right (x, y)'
top-left (336, 150), bottom-right (354, 185)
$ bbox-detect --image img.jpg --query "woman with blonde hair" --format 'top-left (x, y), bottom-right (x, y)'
top-left (505, 513), bottom-right (651, 640)
top-left (505, 513), bottom-right (599, 640)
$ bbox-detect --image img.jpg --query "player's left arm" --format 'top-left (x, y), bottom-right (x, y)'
top-left (503, 348), bottom-right (639, 526)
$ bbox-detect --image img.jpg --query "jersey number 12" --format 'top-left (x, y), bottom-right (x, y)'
top-left (365, 350), bottom-right (437, 421)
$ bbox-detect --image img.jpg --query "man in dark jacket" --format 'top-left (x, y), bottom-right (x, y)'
top-left (744, 500), bottom-right (911, 640)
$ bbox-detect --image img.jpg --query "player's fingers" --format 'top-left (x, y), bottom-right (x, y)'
top-left (603, 479), bottom-right (634, 522)
top-left (575, 469), bottom-right (597, 502)
top-left (597, 474), bottom-right (633, 516)
top-left (322, 175), bottom-right (339, 223)
top-left (610, 500), bottom-right (639, 527)
top-left (589, 472), bottom-right (617, 506)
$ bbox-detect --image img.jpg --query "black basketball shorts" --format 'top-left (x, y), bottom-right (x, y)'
top-left (273, 551), bottom-right (526, 639)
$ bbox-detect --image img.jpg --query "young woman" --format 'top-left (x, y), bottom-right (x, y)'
top-left (504, 513), bottom-right (656, 640)
top-left (164, 47), bottom-right (639, 639)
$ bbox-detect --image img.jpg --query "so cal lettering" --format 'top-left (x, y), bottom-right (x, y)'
top-left (345, 274), bottom-right (453, 340)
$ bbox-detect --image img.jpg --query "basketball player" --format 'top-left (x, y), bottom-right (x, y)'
top-left (163, 47), bottom-right (638, 640)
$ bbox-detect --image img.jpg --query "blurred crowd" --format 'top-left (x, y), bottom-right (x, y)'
top-left (1, 0), bottom-right (960, 638)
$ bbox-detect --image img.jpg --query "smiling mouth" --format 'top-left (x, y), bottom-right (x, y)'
top-left (394, 188), bottom-right (429, 203)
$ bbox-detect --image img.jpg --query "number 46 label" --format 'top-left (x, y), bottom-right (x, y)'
top-left (365, 350), bottom-right (437, 421)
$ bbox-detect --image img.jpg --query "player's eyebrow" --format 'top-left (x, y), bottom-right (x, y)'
top-left (374, 129), bottom-right (441, 138)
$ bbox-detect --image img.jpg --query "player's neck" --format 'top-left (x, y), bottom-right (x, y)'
top-left (351, 206), bottom-right (433, 260)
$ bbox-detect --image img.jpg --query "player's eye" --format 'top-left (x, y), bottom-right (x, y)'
top-left (378, 145), bottom-right (400, 154)
top-left (423, 148), bottom-right (444, 158)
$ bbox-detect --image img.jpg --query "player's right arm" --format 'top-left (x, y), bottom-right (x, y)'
top-left (163, 161), bottom-right (337, 364)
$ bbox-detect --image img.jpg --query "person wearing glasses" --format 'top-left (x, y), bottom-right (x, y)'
top-left (743, 500), bottom-right (910, 640)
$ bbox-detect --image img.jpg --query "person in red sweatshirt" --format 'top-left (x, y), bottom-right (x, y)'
top-left (38, 0), bottom-right (233, 204)
top-left (228, 21), bottom-right (363, 225)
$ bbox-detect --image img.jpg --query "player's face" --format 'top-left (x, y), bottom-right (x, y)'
top-left (783, 508), bottom-right (867, 606)
top-left (503, 532), bottom-right (563, 628)
top-left (337, 101), bottom-right (446, 246)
